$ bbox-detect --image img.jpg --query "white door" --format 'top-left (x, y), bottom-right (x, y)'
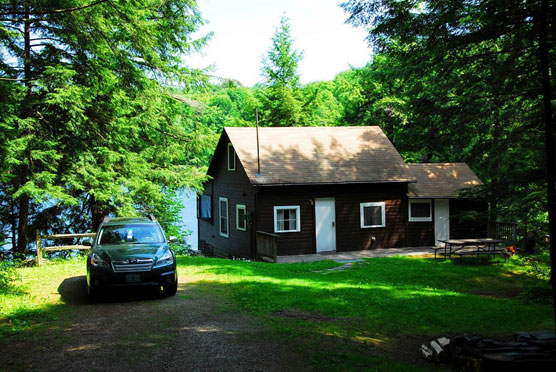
top-left (434, 199), bottom-right (450, 246)
top-left (315, 198), bottom-right (336, 252)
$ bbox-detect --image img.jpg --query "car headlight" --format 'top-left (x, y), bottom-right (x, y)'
top-left (90, 253), bottom-right (110, 268)
top-left (154, 249), bottom-right (174, 268)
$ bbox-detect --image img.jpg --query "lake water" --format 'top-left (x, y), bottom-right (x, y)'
top-left (1, 190), bottom-right (199, 255)
top-left (177, 189), bottom-right (198, 250)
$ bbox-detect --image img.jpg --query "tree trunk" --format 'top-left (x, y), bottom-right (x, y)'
top-left (90, 196), bottom-right (109, 231)
top-left (538, 0), bottom-right (556, 331)
top-left (16, 2), bottom-right (32, 256)
top-left (10, 201), bottom-right (17, 257)
top-left (16, 192), bottom-right (29, 257)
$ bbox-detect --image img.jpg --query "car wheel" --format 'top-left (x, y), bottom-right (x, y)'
top-left (162, 281), bottom-right (177, 296)
top-left (87, 284), bottom-right (98, 302)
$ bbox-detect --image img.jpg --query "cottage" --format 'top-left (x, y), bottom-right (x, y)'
top-left (198, 126), bottom-right (485, 259)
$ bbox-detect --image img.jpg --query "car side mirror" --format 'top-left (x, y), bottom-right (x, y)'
top-left (168, 236), bottom-right (178, 243)
top-left (82, 238), bottom-right (93, 247)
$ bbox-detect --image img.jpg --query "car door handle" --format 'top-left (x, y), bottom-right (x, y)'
top-left (332, 221), bottom-right (335, 227)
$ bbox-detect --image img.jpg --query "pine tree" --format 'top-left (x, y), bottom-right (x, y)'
top-left (0, 0), bottom-right (209, 255)
top-left (258, 16), bottom-right (304, 127)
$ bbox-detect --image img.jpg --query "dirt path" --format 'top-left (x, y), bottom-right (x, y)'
top-left (2, 276), bottom-right (308, 372)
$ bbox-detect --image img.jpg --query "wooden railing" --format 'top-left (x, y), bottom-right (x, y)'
top-left (487, 221), bottom-right (518, 243)
top-left (36, 232), bottom-right (96, 266)
top-left (256, 231), bottom-right (278, 263)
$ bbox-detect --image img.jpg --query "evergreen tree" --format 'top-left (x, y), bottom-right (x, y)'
top-left (0, 0), bottom-right (209, 255)
top-left (258, 16), bottom-right (304, 126)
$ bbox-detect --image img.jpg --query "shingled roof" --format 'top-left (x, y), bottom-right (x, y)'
top-left (223, 126), bottom-right (415, 185)
top-left (407, 163), bottom-right (483, 198)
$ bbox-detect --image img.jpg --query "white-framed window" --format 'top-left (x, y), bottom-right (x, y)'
top-left (408, 199), bottom-right (432, 222)
top-left (360, 202), bottom-right (386, 228)
top-left (236, 204), bottom-right (247, 231)
top-left (219, 197), bottom-right (229, 238)
top-left (227, 143), bottom-right (236, 171)
top-left (274, 206), bottom-right (301, 233)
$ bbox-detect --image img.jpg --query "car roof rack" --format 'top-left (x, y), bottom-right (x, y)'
top-left (102, 216), bottom-right (111, 223)
top-left (148, 214), bottom-right (157, 223)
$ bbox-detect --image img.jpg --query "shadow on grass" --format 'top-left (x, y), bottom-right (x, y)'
top-left (57, 276), bottom-right (169, 305)
top-left (193, 276), bottom-right (552, 337)
top-left (1, 276), bottom-right (173, 337)
top-left (179, 255), bottom-right (543, 300)
top-left (180, 256), bottom-right (553, 335)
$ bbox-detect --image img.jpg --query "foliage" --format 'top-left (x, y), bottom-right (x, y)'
top-left (258, 15), bottom-right (305, 127)
top-left (260, 15), bottom-right (303, 89)
top-left (0, 0), bottom-right (211, 254)
top-left (301, 81), bottom-right (343, 126)
top-left (0, 261), bottom-right (20, 295)
top-left (340, 0), bottom-right (555, 238)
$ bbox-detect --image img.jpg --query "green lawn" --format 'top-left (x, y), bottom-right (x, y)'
top-left (177, 254), bottom-right (553, 370)
top-left (1, 254), bottom-right (553, 371)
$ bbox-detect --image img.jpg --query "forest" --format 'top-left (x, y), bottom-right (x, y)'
top-left (0, 0), bottom-right (554, 264)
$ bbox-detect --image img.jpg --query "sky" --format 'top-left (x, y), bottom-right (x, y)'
top-left (186, 0), bottom-right (372, 86)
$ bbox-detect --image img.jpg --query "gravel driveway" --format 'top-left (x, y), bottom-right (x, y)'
top-left (2, 276), bottom-right (308, 372)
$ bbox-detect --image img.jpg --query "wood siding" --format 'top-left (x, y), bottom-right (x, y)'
top-left (198, 132), bottom-right (255, 259)
top-left (256, 183), bottom-right (409, 255)
top-left (407, 222), bottom-right (434, 246)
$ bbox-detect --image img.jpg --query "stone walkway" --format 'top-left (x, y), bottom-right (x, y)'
top-left (277, 247), bottom-right (434, 264)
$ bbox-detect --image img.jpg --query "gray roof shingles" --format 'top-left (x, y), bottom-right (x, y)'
top-left (225, 126), bottom-right (414, 185)
top-left (407, 163), bottom-right (483, 198)
top-left (221, 126), bottom-right (482, 197)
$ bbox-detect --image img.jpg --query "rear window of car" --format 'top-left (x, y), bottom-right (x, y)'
top-left (98, 224), bottom-right (164, 245)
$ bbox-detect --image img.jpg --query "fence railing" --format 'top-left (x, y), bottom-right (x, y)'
top-left (486, 221), bottom-right (518, 243)
top-left (36, 232), bottom-right (96, 266)
top-left (256, 231), bottom-right (278, 263)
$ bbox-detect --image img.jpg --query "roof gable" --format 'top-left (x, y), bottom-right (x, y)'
top-left (224, 126), bottom-right (414, 185)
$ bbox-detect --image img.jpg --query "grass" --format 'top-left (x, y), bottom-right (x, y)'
top-left (0, 257), bottom-right (84, 335)
top-left (0, 253), bottom-right (553, 371)
top-left (178, 255), bottom-right (552, 335)
top-left (177, 254), bottom-right (553, 370)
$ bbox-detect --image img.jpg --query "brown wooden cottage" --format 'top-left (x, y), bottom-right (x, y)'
top-left (198, 126), bottom-right (485, 259)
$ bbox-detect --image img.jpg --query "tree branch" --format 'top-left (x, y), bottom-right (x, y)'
top-left (0, 76), bottom-right (30, 81)
top-left (0, 1), bottom-right (108, 16)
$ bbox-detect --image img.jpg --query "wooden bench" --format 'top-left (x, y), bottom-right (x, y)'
top-left (430, 246), bottom-right (448, 259)
top-left (431, 241), bottom-right (480, 259)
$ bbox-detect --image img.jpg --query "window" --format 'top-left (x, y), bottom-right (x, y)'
top-left (219, 197), bottom-right (229, 237)
top-left (274, 206), bottom-right (300, 233)
top-left (227, 143), bottom-right (236, 171)
top-left (98, 224), bottom-right (164, 245)
top-left (198, 195), bottom-right (212, 221)
top-left (236, 204), bottom-right (247, 231)
top-left (408, 199), bottom-right (432, 222)
top-left (360, 202), bottom-right (386, 228)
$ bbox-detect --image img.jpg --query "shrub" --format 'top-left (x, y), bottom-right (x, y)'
top-left (0, 261), bottom-right (20, 294)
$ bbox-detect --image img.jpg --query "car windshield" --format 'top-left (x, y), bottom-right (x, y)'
top-left (98, 224), bottom-right (164, 245)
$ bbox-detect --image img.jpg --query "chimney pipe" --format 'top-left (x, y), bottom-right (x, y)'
top-left (256, 108), bottom-right (261, 175)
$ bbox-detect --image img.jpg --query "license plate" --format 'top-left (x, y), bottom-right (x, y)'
top-left (125, 274), bottom-right (141, 283)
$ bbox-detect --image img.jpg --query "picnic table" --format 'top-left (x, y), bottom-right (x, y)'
top-left (433, 238), bottom-right (507, 261)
